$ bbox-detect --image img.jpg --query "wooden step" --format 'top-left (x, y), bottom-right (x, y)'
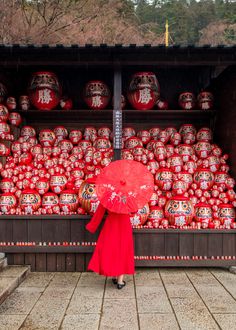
top-left (0, 266), bottom-right (30, 305)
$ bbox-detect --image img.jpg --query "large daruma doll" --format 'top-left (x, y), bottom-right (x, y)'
top-left (59, 189), bottom-right (79, 213)
top-left (78, 178), bottom-right (99, 214)
top-left (0, 193), bottom-right (17, 213)
top-left (28, 71), bottom-right (61, 110)
top-left (127, 72), bottom-right (160, 110)
top-left (84, 80), bottom-right (110, 110)
top-left (165, 195), bottom-right (194, 227)
top-left (19, 189), bottom-right (41, 214)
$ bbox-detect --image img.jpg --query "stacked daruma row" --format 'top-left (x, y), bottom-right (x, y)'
top-left (2, 71), bottom-right (213, 111)
top-left (0, 104), bottom-right (22, 156)
top-left (0, 123), bottom-right (235, 229)
top-left (121, 124), bottom-right (236, 229)
top-left (0, 125), bottom-right (115, 215)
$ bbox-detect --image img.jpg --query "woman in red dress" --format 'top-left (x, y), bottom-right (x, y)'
top-left (86, 203), bottom-right (135, 289)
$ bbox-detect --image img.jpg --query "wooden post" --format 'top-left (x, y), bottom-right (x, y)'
top-left (113, 66), bottom-right (122, 161)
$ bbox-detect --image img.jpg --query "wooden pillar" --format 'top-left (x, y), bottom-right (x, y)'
top-left (113, 66), bottom-right (122, 161)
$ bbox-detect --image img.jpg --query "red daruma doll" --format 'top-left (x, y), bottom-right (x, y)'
top-left (155, 168), bottom-right (173, 191)
top-left (218, 204), bottom-right (235, 226)
top-left (28, 71), bottom-right (61, 110)
top-left (127, 72), bottom-right (160, 110)
top-left (19, 189), bottom-right (41, 214)
top-left (165, 195), bottom-right (194, 227)
top-left (84, 80), bottom-right (111, 110)
top-left (178, 92), bottom-right (196, 110)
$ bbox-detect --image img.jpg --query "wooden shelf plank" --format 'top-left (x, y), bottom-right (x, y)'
top-left (0, 246), bottom-right (94, 253)
top-left (135, 259), bottom-right (236, 267)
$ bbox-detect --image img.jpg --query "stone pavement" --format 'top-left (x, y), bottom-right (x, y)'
top-left (0, 268), bottom-right (236, 329)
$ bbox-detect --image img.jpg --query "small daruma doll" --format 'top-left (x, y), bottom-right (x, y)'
top-left (69, 130), bottom-right (82, 144)
top-left (39, 129), bottom-right (56, 147)
top-left (218, 204), bottom-right (235, 226)
top-left (35, 178), bottom-right (50, 195)
top-left (0, 178), bottom-right (15, 193)
top-left (19, 95), bottom-right (30, 111)
top-left (42, 192), bottom-right (59, 212)
top-left (127, 72), bottom-right (160, 110)
top-left (197, 91), bottom-right (214, 110)
top-left (0, 104), bottom-right (9, 122)
top-left (19, 189), bottom-right (41, 214)
top-left (59, 189), bottom-right (79, 213)
top-left (0, 193), bottom-right (17, 213)
top-left (147, 206), bottom-right (164, 227)
top-left (79, 178), bottom-right (99, 214)
top-left (130, 204), bottom-right (150, 226)
top-left (50, 174), bottom-right (67, 194)
top-left (165, 196), bottom-right (194, 227)
top-left (195, 203), bottom-right (213, 224)
top-left (20, 126), bottom-right (36, 139)
top-left (167, 154), bottom-right (183, 173)
top-left (178, 92), bottom-right (196, 110)
top-left (8, 112), bottom-right (22, 126)
top-left (28, 71), bottom-right (61, 110)
top-left (194, 141), bottom-right (211, 159)
top-left (84, 80), bottom-right (110, 110)
top-left (155, 168), bottom-right (173, 191)
top-left (53, 126), bottom-right (68, 141)
top-left (193, 168), bottom-right (214, 190)
top-left (196, 127), bottom-right (212, 142)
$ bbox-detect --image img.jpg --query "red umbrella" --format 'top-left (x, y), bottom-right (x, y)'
top-left (95, 159), bottom-right (154, 214)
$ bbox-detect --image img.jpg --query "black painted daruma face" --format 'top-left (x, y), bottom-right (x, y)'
top-left (167, 200), bottom-right (192, 215)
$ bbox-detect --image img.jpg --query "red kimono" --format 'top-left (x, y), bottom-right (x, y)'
top-left (86, 204), bottom-right (135, 277)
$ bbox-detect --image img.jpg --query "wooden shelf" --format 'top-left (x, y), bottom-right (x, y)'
top-left (135, 259), bottom-right (236, 267)
top-left (122, 110), bottom-right (217, 126)
top-left (18, 109), bottom-right (113, 125)
top-left (0, 245), bottom-right (93, 253)
top-left (0, 215), bottom-right (90, 220)
top-left (18, 109), bottom-right (217, 126)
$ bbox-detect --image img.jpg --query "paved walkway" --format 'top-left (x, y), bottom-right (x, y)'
top-left (0, 268), bottom-right (236, 329)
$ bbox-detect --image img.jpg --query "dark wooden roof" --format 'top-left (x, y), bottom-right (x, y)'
top-left (0, 44), bottom-right (236, 66)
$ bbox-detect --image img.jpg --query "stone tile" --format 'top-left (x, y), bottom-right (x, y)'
top-left (139, 313), bottom-right (179, 330)
top-left (214, 313), bottom-right (236, 330)
top-left (66, 297), bottom-right (102, 314)
top-left (171, 298), bottom-right (219, 330)
top-left (160, 270), bottom-right (199, 298)
top-left (186, 269), bottom-right (218, 286)
top-left (77, 272), bottom-right (106, 287)
top-left (100, 299), bottom-right (138, 330)
top-left (20, 272), bottom-right (54, 288)
top-left (0, 287), bottom-right (41, 315)
top-left (160, 269), bottom-right (191, 285)
top-left (42, 287), bottom-right (75, 300)
top-left (20, 297), bottom-right (69, 330)
top-left (73, 285), bottom-right (104, 299)
top-left (136, 286), bottom-right (172, 313)
top-left (211, 269), bottom-right (236, 299)
top-left (192, 285), bottom-right (236, 313)
top-left (135, 270), bottom-right (162, 286)
top-left (61, 314), bottom-right (100, 330)
top-left (105, 277), bottom-right (135, 299)
top-left (49, 273), bottom-right (80, 288)
top-left (171, 297), bottom-right (208, 313)
top-left (175, 311), bottom-right (219, 330)
top-left (0, 266), bottom-right (29, 278)
top-left (0, 314), bottom-right (27, 330)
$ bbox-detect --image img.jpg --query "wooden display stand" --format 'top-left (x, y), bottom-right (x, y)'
top-left (0, 44), bottom-right (236, 271)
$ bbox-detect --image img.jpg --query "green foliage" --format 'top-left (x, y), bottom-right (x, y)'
top-left (132, 0), bottom-right (236, 44)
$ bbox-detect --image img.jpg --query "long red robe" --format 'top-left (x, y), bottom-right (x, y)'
top-left (86, 204), bottom-right (135, 276)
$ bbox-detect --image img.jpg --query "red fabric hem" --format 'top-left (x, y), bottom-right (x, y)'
top-left (88, 267), bottom-right (135, 277)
